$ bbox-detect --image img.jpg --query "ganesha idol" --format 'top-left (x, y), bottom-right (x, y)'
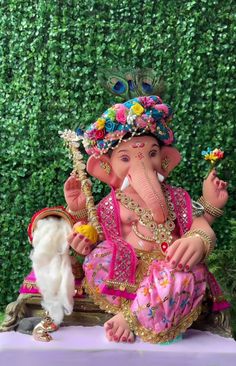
top-left (27, 95), bottom-right (230, 343)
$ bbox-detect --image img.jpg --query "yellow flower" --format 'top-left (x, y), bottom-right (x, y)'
top-left (131, 103), bottom-right (144, 116)
top-left (160, 278), bottom-right (170, 288)
top-left (204, 153), bottom-right (218, 164)
top-left (95, 118), bottom-right (106, 130)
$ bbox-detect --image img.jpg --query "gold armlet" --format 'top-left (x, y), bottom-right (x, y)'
top-left (183, 228), bottom-right (215, 261)
top-left (66, 207), bottom-right (88, 220)
top-left (197, 196), bottom-right (224, 218)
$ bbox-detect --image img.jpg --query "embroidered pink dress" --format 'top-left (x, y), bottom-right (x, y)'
top-left (83, 185), bottom-right (228, 343)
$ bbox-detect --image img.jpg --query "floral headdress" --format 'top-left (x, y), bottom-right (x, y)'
top-left (80, 95), bottom-right (174, 156)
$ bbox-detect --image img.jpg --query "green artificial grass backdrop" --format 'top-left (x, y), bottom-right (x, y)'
top-left (0, 0), bottom-right (235, 331)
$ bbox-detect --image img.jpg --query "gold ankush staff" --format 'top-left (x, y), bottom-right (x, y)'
top-left (60, 129), bottom-right (104, 243)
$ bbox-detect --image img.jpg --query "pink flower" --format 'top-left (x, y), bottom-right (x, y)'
top-left (86, 129), bottom-right (96, 139)
top-left (86, 147), bottom-right (95, 155)
top-left (153, 104), bottom-right (169, 116)
top-left (135, 116), bottom-right (148, 128)
top-left (213, 149), bottom-right (224, 159)
top-left (116, 105), bottom-right (128, 124)
top-left (94, 129), bottom-right (105, 140)
top-left (139, 96), bottom-right (156, 108)
top-left (148, 118), bottom-right (157, 133)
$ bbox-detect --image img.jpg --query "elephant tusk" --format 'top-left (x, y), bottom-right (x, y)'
top-left (120, 176), bottom-right (130, 191)
top-left (157, 172), bottom-right (165, 182)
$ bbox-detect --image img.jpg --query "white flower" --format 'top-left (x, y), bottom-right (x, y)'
top-left (59, 129), bottom-right (83, 143)
top-left (127, 109), bottom-right (137, 125)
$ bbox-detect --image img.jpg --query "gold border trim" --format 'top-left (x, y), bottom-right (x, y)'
top-left (83, 249), bottom-right (202, 343)
top-left (83, 278), bottom-right (121, 314)
top-left (121, 299), bottom-right (202, 343)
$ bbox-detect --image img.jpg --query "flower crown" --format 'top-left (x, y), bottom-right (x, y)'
top-left (80, 96), bottom-right (174, 156)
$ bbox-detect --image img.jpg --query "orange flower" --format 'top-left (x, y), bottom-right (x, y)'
top-left (156, 295), bottom-right (162, 303)
top-left (143, 287), bottom-right (149, 296)
top-left (87, 263), bottom-right (94, 270)
top-left (95, 286), bottom-right (101, 294)
top-left (183, 277), bottom-right (190, 287)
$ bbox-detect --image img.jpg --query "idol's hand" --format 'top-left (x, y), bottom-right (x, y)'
top-left (64, 175), bottom-right (86, 212)
top-left (203, 169), bottom-right (228, 209)
top-left (166, 236), bottom-right (205, 271)
top-left (67, 224), bottom-right (93, 256)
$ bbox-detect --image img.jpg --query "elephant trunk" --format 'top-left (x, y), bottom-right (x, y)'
top-left (128, 162), bottom-right (168, 224)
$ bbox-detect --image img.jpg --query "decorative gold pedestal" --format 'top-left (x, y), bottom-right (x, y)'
top-left (0, 293), bottom-right (233, 339)
top-left (0, 294), bottom-right (112, 333)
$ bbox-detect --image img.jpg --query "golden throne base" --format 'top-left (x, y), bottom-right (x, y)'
top-left (0, 294), bottom-right (111, 332)
top-left (0, 293), bottom-right (233, 339)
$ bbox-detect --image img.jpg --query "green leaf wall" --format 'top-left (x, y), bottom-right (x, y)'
top-left (1, 0), bottom-right (235, 320)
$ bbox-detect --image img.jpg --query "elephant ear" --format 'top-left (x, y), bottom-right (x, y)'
top-left (86, 155), bottom-right (123, 189)
top-left (160, 146), bottom-right (182, 177)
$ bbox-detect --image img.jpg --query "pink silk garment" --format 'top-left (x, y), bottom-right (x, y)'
top-left (83, 185), bottom-right (209, 342)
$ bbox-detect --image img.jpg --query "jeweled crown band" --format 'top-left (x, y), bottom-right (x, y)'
top-left (198, 196), bottom-right (224, 218)
top-left (80, 95), bottom-right (174, 156)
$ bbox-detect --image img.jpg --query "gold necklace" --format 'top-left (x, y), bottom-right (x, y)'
top-left (116, 185), bottom-right (176, 253)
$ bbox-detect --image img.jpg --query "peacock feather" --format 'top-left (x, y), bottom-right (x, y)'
top-left (98, 68), bottom-right (165, 101)
top-left (97, 69), bottom-right (130, 100)
top-left (132, 68), bottom-right (165, 97)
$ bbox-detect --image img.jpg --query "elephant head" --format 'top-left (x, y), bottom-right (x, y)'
top-left (86, 135), bottom-right (181, 224)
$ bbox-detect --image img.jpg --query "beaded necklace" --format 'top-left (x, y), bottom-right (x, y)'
top-left (116, 184), bottom-right (176, 254)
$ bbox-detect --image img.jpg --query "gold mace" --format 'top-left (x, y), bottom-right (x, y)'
top-left (60, 129), bottom-right (104, 241)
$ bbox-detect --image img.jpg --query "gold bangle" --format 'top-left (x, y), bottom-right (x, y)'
top-left (197, 196), bottom-right (224, 218)
top-left (183, 229), bottom-right (215, 261)
top-left (66, 207), bottom-right (88, 220)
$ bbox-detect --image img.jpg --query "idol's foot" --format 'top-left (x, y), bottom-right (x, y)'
top-left (104, 312), bottom-right (135, 343)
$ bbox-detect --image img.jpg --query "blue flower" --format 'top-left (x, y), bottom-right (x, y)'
top-left (117, 123), bottom-right (130, 132)
top-left (156, 121), bottom-right (170, 141)
top-left (162, 315), bottom-right (171, 325)
top-left (97, 140), bottom-right (106, 149)
top-left (152, 108), bottom-right (163, 120)
top-left (124, 100), bottom-right (134, 109)
top-left (169, 297), bottom-right (176, 307)
top-left (105, 119), bottom-right (117, 132)
top-left (180, 298), bottom-right (190, 309)
top-left (147, 308), bottom-right (154, 318)
top-left (76, 127), bottom-right (84, 136)
top-left (201, 147), bottom-right (212, 156)
top-left (95, 279), bottom-right (103, 285)
top-left (145, 110), bottom-right (152, 117)
top-left (151, 96), bottom-right (158, 102)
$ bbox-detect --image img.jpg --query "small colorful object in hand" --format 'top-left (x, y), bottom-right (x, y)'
top-left (74, 224), bottom-right (98, 245)
top-left (201, 147), bottom-right (224, 178)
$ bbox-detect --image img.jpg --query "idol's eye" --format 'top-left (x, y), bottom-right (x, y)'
top-left (120, 155), bottom-right (130, 162)
top-left (149, 150), bottom-right (159, 158)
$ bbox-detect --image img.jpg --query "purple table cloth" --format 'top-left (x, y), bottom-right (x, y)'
top-left (0, 326), bottom-right (236, 366)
